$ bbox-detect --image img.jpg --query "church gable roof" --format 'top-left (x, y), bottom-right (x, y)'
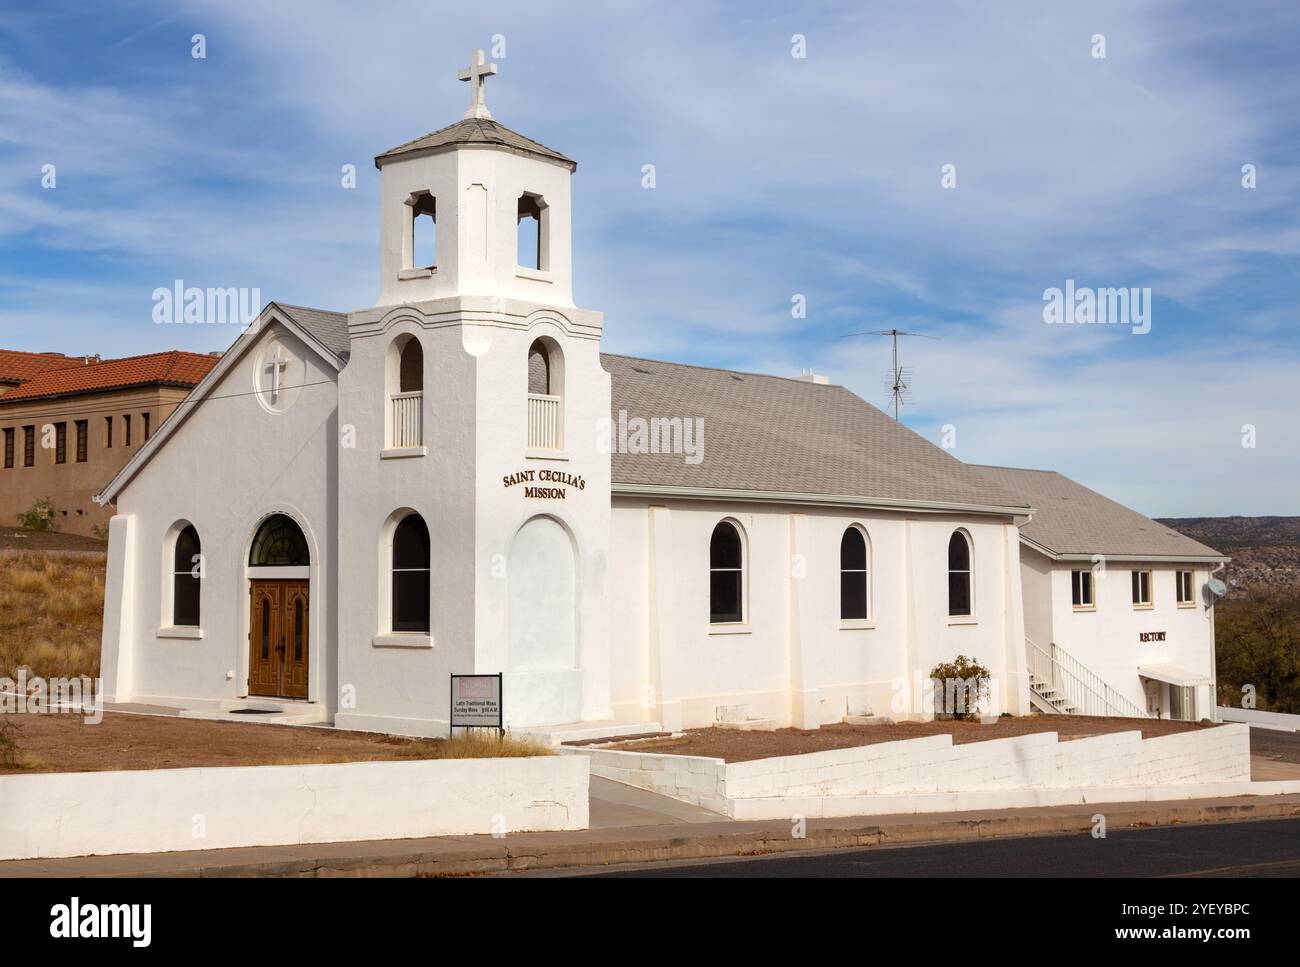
top-left (972, 464), bottom-right (1225, 561)
top-left (269, 303), bottom-right (351, 359)
top-left (602, 354), bottom-right (1030, 513)
top-left (96, 304), bottom-right (346, 505)
top-left (374, 118), bottom-right (576, 170)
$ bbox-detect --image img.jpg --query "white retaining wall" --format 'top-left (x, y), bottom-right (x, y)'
top-left (1217, 705), bottom-right (1300, 732)
top-left (0, 755), bottom-right (588, 861)
top-left (576, 724), bottom-right (1252, 815)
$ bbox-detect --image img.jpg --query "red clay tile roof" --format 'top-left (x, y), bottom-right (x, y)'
top-left (0, 350), bottom-right (220, 403)
top-left (0, 350), bottom-right (88, 384)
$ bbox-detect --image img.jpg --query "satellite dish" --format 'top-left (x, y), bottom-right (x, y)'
top-left (1203, 578), bottom-right (1227, 604)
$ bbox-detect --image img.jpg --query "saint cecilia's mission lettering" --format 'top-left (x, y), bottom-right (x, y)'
top-left (502, 468), bottom-right (586, 500)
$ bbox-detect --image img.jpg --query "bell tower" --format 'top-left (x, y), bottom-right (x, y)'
top-left (373, 49), bottom-right (577, 308)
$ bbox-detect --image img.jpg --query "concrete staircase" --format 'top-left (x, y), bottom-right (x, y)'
top-left (1028, 671), bottom-right (1078, 715)
top-left (1026, 636), bottom-right (1151, 718)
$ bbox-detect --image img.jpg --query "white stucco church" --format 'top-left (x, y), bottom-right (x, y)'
top-left (96, 53), bottom-right (1228, 738)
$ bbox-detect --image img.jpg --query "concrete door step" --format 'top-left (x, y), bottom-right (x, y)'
top-left (178, 699), bottom-right (328, 726)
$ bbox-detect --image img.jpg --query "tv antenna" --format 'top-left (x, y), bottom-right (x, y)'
top-left (841, 328), bottom-right (940, 420)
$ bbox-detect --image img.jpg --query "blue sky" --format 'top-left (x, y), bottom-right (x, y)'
top-left (2, 0), bottom-right (1298, 516)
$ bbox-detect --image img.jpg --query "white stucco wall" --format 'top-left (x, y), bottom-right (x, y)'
top-left (469, 307), bottom-right (612, 728)
top-left (576, 723), bottom-right (1251, 816)
top-left (100, 321), bottom-right (340, 710)
top-left (1044, 559), bottom-right (1217, 716)
top-left (377, 145), bottom-right (575, 308)
top-left (333, 311), bottom-right (479, 736)
top-left (608, 499), bottom-right (1030, 730)
top-left (0, 755), bottom-right (588, 861)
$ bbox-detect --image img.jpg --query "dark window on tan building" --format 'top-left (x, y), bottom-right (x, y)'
top-left (143, 412), bottom-right (151, 440)
top-left (22, 425), bottom-right (34, 466)
top-left (105, 416), bottom-right (113, 448)
top-left (123, 414), bottom-right (132, 447)
top-left (75, 420), bottom-right (88, 463)
top-left (3, 428), bottom-right (13, 469)
top-left (54, 422), bottom-right (67, 464)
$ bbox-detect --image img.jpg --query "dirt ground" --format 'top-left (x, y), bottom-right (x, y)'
top-left (609, 715), bottom-right (1211, 762)
top-left (0, 711), bottom-right (533, 774)
top-left (0, 527), bottom-right (107, 553)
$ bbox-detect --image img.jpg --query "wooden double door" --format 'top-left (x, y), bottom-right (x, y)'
top-left (249, 579), bottom-right (309, 699)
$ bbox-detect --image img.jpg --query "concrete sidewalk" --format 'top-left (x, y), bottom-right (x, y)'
top-left (4, 781), bottom-right (1300, 878)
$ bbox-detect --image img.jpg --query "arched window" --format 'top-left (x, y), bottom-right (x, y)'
top-left (249, 514), bottom-right (310, 566)
top-left (392, 513), bottom-right (431, 633)
top-left (709, 520), bottom-right (745, 624)
top-left (948, 530), bottom-right (972, 617)
top-left (399, 339), bottom-right (423, 393)
top-left (406, 190), bottom-right (437, 270)
top-left (517, 193), bottom-right (547, 270)
top-left (172, 524), bottom-right (202, 626)
top-left (840, 526), bottom-right (869, 621)
top-left (526, 338), bottom-right (563, 450)
top-left (528, 340), bottom-right (551, 395)
top-left (388, 335), bottom-right (424, 449)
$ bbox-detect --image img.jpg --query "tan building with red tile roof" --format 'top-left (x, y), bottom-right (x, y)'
top-left (0, 349), bottom-right (220, 537)
top-left (0, 350), bottom-right (92, 395)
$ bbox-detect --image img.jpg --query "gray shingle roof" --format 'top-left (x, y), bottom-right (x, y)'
top-left (375, 118), bottom-right (576, 170)
top-left (972, 465), bottom-right (1225, 560)
top-left (603, 354), bottom-right (1030, 511)
top-left (271, 303), bottom-right (350, 358)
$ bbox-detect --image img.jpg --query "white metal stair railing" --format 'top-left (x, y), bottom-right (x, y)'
top-left (1025, 636), bottom-right (1077, 714)
top-left (1025, 636), bottom-right (1151, 719)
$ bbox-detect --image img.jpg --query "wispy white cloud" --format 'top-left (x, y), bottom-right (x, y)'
top-left (0, 0), bottom-right (1297, 513)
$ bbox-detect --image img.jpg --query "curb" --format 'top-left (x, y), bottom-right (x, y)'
top-left (46, 796), bottom-right (1300, 878)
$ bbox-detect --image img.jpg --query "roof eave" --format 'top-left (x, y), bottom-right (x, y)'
top-left (373, 141), bottom-right (576, 171)
top-left (611, 482), bottom-right (1032, 518)
top-left (0, 379), bottom-right (206, 406)
top-left (1020, 535), bottom-right (1229, 564)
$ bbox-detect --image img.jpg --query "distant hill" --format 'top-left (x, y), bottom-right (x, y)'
top-left (1158, 516), bottom-right (1300, 592)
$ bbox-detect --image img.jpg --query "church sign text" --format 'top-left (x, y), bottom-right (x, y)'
top-left (503, 468), bottom-right (586, 500)
top-left (1139, 631), bottom-right (1167, 642)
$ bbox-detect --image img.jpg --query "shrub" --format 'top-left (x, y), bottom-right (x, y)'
top-left (929, 654), bottom-right (991, 720)
top-left (17, 497), bottom-right (57, 532)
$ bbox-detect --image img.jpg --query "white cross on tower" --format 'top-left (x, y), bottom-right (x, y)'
top-left (265, 345), bottom-right (288, 402)
top-left (458, 48), bottom-right (498, 120)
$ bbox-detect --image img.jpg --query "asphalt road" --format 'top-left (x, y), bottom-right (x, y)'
top-left (569, 816), bottom-right (1300, 877)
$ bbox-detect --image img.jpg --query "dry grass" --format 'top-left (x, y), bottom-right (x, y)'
top-left (263, 731), bottom-right (553, 766)
top-left (0, 552), bottom-right (104, 679)
top-left (1, 714), bottom-right (552, 774)
top-left (0, 718), bottom-right (42, 770)
top-left (396, 730), bottom-right (553, 759)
